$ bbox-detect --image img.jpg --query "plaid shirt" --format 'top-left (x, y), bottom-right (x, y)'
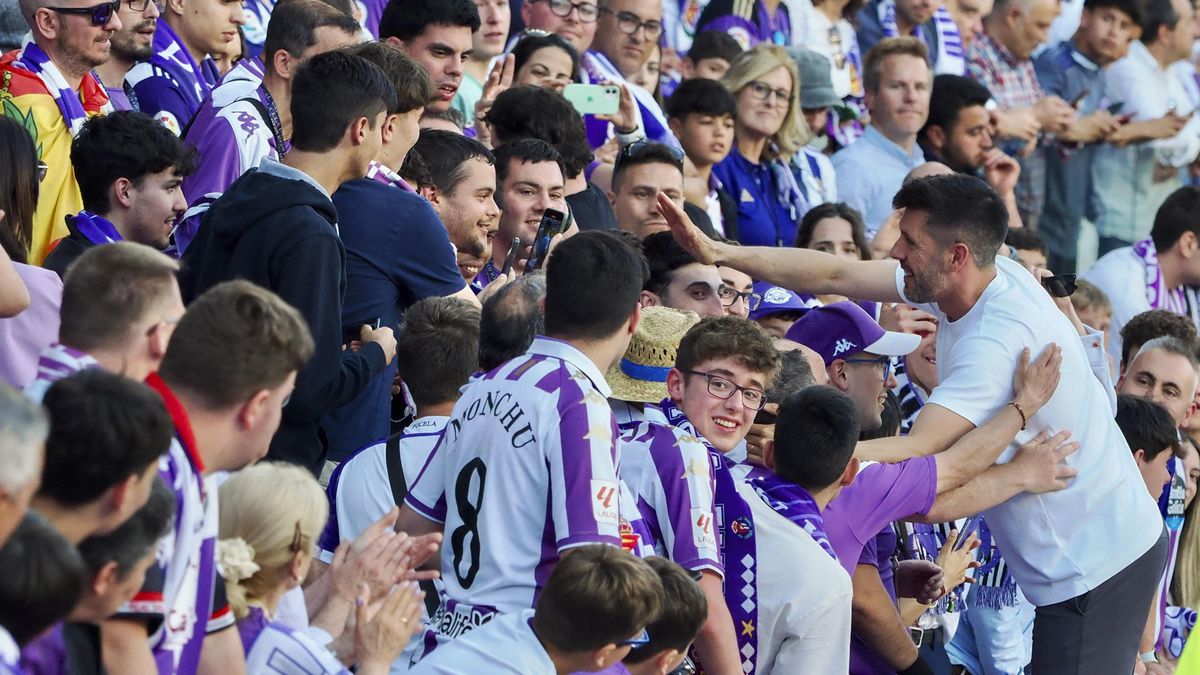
top-left (966, 30), bottom-right (1046, 225)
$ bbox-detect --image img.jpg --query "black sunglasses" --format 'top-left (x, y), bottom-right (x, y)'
top-left (46, 0), bottom-right (120, 26)
top-left (616, 140), bottom-right (685, 171)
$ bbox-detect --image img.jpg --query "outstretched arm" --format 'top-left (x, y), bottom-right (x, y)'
top-left (658, 193), bottom-right (904, 303)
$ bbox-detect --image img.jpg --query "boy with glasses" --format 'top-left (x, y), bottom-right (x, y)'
top-left (0, 0), bottom-right (119, 261)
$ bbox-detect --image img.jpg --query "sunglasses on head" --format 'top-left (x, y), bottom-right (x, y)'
top-left (46, 0), bottom-right (120, 26)
top-left (615, 140), bottom-right (685, 171)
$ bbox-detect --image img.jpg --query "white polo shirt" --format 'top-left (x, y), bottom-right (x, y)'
top-left (407, 610), bottom-right (553, 675)
top-left (900, 256), bottom-right (1162, 605)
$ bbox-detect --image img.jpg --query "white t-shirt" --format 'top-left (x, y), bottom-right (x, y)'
top-left (736, 481), bottom-right (852, 673)
top-left (1083, 245), bottom-right (1200, 369)
top-left (899, 256), bottom-right (1162, 606)
top-left (407, 610), bottom-right (554, 675)
top-left (404, 337), bottom-right (622, 629)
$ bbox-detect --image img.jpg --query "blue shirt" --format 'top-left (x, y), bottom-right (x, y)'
top-left (711, 152), bottom-right (800, 247)
top-left (832, 125), bottom-right (925, 236)
top-left (1034, 41), bottom-right (1107, 263)
top-left (322, 180), bottom-right (465, 461)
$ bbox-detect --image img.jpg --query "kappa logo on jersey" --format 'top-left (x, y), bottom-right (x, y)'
top-left (691, 507), bottom-right (717, 551)
top-left (833, 338), bottom-right (857, 356)
top-left (591, 480), bottom-right (620, 525)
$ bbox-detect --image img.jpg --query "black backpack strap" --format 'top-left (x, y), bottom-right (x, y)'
top-left (383, 427), bottom-right (441, 617)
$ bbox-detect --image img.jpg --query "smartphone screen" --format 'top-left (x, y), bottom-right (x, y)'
top-left (527, 209), bottom-right (567, 271)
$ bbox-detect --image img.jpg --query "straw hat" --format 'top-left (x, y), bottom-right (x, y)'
top-left (606, 306), bottom-right (701, 404)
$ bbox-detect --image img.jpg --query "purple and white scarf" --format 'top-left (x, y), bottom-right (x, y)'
top-left (580, 51), bottom-right (676, 149)
top-left (660, 398), bottom-right (761, 675)
top-left (14, 40), bottom-right (113, 135)
top-left (365, 160), bottom-right (416, 192)
top-left (1134, 238), bottom-right (1200, 324)
top-left (878, 0), bottom-right (965, 75)
top-left (68, 210), bottom-right (123, 245)
top-left (971, 517), bottom-right (1019, 610)
top-left (749, 472), bottom-right (837, 562)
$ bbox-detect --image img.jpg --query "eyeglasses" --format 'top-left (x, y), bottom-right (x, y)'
top-left (539, 0), bottom-right (600, 22)
top-left (598, 7), bottom-right (662, 38)
top-left (843, 355), bottom-right (894, 382)
top-left (125, 0), bottom-right (164, 11)
top-left (46, 0), bottom-right (120, 26)
top-left (619, 628), bottom-right (651, 648)
top-left (745, 80), bottom-right (792, 106)
top-left (682, 370), bottom-right (768, 411)
top-left (36, 162), bottom-right (48, 183)
top-left (616, 140), bottom-right (685, 171)
top-left (718, 285), bottom-right (762, 311)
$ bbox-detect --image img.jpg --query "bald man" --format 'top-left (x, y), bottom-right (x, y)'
top-left (1, 0), bottom-right (118, 262)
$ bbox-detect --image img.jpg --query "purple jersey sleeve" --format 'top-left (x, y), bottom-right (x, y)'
top-left (851, 459), bottom-right (937, 542)
top-left (636, 426), bottom-right (722, 574)
top-left (549, 373), bottom-right (622, 551)
top-left (131, 67), bottom-right (194, 136)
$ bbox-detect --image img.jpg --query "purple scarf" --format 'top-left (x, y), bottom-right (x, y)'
top-left (68, 210), bottom-right (123, 245)
top-left (749, 472), bottom-right (837, 562)
top-left (14, 40), bottom-right (113, 135)
top-left (659, 399), bottom-right (760, 675)
top-left (149, 18), bottom-right (220, 116)
top-left (1134, 238), bottom-right (1199, 322)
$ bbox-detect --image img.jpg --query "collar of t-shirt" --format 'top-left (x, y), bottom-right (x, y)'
top-left (527, 336), bottom-right (614, 398)
top-left (862, 125), bottom-right (925, 167)
top-left (258, 157), bottom-right (329, 200)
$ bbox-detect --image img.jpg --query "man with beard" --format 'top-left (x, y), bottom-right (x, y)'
top-left (412, 129), bottom-right (503, 284)
top-left (483, 139), bottom-right (570, 283)
top-left (858, 0), bottom-right (968, 75)
top-left (92, 0), bottom-right (158, 110)
top-left (919, 74), bottom-right (1024, 230)
top-left (380, 0), bottom-right (480, 115)
top-left (1, 0), bottom-right (119, 262)
top-left (43, 112), bottom-right (195, 276)
top-left (664, 172), bottom-right (1169, 674)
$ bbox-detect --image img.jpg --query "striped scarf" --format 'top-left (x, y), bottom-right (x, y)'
top-left (750, 472), bottom-right (837, 562)
top-left (13, 40), bottom-right (111, 136)
top-left (1134, 238), bottom-right (1200, 324)
top-left (971, 517), bottom-right (1019, 610)
top-left (878, 0), bottom-right (965, 75)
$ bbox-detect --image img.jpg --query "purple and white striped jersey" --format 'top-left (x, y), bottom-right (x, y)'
top-left (622, 421), bottom-right (723, 576)
top-left (238, 606), bottom-right (346, 674)
top-left (404, 337), bottom-right (622, 649)
top-left (126, 18), bottom-right (220, 135)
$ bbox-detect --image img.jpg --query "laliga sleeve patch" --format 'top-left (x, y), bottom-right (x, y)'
top-left (691, 507), bottom-right (717, 551)
top-left (590, 479), bottom-right (620, 526)
top-left (156, 111), bottom-right (181, 136)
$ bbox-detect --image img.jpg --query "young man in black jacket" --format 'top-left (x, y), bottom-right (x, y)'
top-left (179, 50), bottom-right (399, 474)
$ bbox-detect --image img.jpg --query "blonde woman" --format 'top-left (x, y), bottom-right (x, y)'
top-left (712, 45), bottom-right (813, 248)
top-left (219, 463), bottom-right (423, 674)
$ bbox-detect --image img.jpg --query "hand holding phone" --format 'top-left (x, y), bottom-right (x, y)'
top-left (526, 209), bottom-right (567, 271)
top-left (954, 515), bottom-right (984, 551)
top-left (502, 237), bottom-right (521, 277)
top-left (563, 83), bottom-right (621, 116)
top-left (1041, 273), bottom-right (1077, 298)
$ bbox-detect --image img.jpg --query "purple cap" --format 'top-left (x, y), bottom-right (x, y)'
top-left (748, 281), bottom-right (818, 321)
top-left (786, 301), bottom-right (920, 364)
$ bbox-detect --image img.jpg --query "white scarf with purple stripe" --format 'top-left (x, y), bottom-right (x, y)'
top-left (1135, 238), bottom-right (1200, 324)
top-left (878, 0), bottom-right (965, 75)
top-left (14, 39), bottom-right (112, 135)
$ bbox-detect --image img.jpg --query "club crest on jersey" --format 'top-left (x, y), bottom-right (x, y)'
top-left (157, 111), bottom-right (181, 136)
top-left (591, 479), bottom-right (619, 525)
top-left (730, 516), bottom-right (753, 539)
top-left (691, 508), bottom-right (717, 550)
top-left (833, 338), bottom-right (857, 356)
top-left (619, 518), bottom-right (642, 552)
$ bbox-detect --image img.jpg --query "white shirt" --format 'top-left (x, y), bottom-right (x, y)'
top-left (408, 610), bottom-right (553, 675)
top-left (404, 337), bottom-right (621, 624)
top-left (1105, 41), bottom-right (1200, 168)
top-left (1084, 245), bottom-right (1200, 369)
top-left (736, 481), bottom-right (852, 673)
top-left (899, 256), bottom-right (1162, 605)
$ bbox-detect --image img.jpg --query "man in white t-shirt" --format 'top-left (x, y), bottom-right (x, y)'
top-left (395, 233), bottom-right (648, 658)
top-left (1084, 186), bottom-right (1200, 368)
top-left (661, 172), bottom-right (1168, 673)
top-left (410, 545), bottom-right (663, 675)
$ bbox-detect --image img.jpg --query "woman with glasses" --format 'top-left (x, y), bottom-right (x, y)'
top-left (712, 45), bottom-right (811, 247)
top-left (0, 116), bottom-right (61, 387)
top-left (511, 31), bottom-right (580, 93)
top-left (218, 462), bottom-right (425, 675)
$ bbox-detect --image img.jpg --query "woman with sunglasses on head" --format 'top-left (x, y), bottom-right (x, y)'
top-left (712, 45), bottom-right (811, 247)
top-left (0, 116), bottom-right (60, 387)
top-left (511, 31), bottom-right (580, 93)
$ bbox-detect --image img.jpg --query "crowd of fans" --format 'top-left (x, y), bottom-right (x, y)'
top-left (3, 0), bottom-right (1200, 672)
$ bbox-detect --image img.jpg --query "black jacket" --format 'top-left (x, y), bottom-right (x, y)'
top-left (42, 215), bottom-right (98, 278)
top-left (178, 167), bottom-right (387, 473)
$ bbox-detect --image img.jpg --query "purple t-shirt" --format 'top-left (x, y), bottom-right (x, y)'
top-left (849, 529), bottom-right (902, 675)
top-left (19, 624), bottom-right (67, 675)
top-left (823, 457), bottom-right (937, 577)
